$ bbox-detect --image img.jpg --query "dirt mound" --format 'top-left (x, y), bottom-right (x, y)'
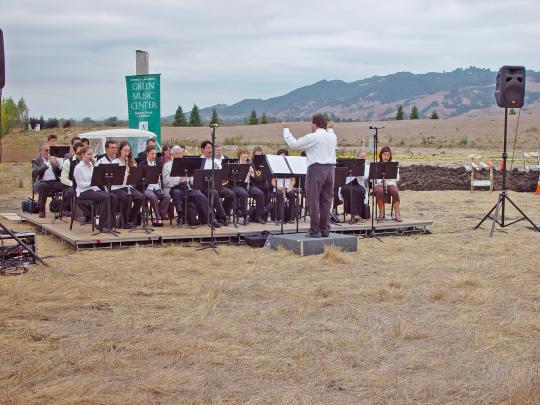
top-left (400, 165), bottom-right (539, 192)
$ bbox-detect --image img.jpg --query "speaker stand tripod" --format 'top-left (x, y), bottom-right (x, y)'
top-left (475, 108), bottom-right (539, 236)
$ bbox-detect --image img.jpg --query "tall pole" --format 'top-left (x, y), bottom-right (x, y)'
top-left (501, 108), bottom-right (508, 227)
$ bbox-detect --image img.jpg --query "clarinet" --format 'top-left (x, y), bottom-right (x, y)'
top-left (125, 157), bottom-right (132, 195)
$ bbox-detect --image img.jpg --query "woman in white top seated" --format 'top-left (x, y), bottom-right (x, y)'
top-left (73, 146), bottom-right (110, 231)
top-left (112, 141), bottom-right (144, 228)
top-left (139, 145), bottom-right (169, 226)
top-left (270, 149), bottom-right (297, 222)
top-left (373, 146), bottom-right (401, 221)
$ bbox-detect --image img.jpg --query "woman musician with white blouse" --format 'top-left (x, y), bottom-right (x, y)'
top-left (73, 146), bottom-right (110, 231)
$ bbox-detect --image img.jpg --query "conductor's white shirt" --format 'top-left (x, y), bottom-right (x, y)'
top-left (283, 127), bottom-right (337, 167)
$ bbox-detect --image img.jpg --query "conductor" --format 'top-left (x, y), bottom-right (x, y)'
top-left (283, 114), bottom-right (337, 238)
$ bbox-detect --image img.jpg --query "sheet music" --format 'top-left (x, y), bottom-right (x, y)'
top-left (285, 156), bottom-right (307, 175)
top-left (266, 154), bottom-right (290, 175)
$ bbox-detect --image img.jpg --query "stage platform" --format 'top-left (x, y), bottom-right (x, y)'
top-left (18, 213), bottom-right (433, 250)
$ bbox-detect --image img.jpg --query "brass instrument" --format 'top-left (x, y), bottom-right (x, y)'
top-left (125, 157), bottom-right (132, 195)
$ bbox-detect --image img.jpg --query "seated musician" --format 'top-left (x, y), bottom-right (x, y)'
top-left (47, 134), bottom-right (58, 146)
top-left (373, 146), bottom-right (401, 222)
top-left (340, 150), bottom-right (370, 223)
top-left (95, 140), bottom-right (118, 165)
top-left (162, 145), bottom-right (219, 227)
top-left (237, 149), bottom-right (266, 224)
top-left (161, 144), bottom-right (172, 164)
top-left (60, 141), bottom-right (83, 214)
top-left (214, 144), bottom-right (226, 166)
top-left (270, 149), bottom-right (297, 223)
top-left (138, 145), bottom-right (169, 227)
top-left (111, 141), bottom-right (144, 228)
top-left (73, 146), bottom-right (111, 232)
top-left (64, 136), bottom-right (81, 159)
top-left (32, 143), bottom-right (64, 218)
top-left (137, 137), bottom-right (158, 159)
top-left (251, 146), bottom-right (271, 210)
top-left (200, 140), bottom-right (235, 219)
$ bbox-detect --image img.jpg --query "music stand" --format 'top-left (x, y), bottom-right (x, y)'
top-left (194, 168), bottom-right (223, 247)
top-left (368, 161), bottom-right (399, 231)
top-left (222, 162), bottom-right (251, 227)
top-left (126, 166), bottom-right (160, 234)
top-left (284, 156), bottom-right (307, 233)
top-left (171, 157), bottom-right (205, 228)
top-left (50, 145), bottom-right (70, 159)
top-left (337, 159), bottom-right (366, 223)
top-left (90, 164), bottom-right (126, 236)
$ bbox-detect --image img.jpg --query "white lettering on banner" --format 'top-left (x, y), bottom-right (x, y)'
top-left (130, 101), bottom-right (158, 109)
top-left (132, 91), bottom-right (155, 101)
top-left (131, 81), bottom-right (155, 91)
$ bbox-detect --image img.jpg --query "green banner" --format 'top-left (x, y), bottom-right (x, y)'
top-left (125, 74), bottom-right (161, 143)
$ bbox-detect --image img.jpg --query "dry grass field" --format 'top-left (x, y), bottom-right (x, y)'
top-left (0, 162), bottom-right (539, 403)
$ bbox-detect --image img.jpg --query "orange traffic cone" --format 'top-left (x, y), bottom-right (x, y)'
top-left (536, 173), bottom-right (540, 195)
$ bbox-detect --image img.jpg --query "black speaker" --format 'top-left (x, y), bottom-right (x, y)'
top-left (0, 29), bottom-right (4, 90)
top-left (495, 65), bottom-right (525, 108)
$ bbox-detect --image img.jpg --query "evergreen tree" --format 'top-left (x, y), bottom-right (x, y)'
top-left (173, 105), bottom-right (188, 126)
top-left (509, 108), bottom-right (516, 115)
top-left (248, 110), bottom-right (258, 125)
top-left (409, 105), bottom-right (419, 119)
top-left (395, 105), bottom-right (404, 120)
top-left (209, 108), bottom-right (220, 126)
top-left (17, 97), bottom-right (30, 130)
top-left (260, 112), bottom-right (268, 124)
top-left (430, 110), bottom-right (439, 120)
top-left (189, 104), bottom-right (203, 127)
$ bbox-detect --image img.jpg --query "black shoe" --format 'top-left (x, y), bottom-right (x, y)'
top-left (330, 212), bottom-right (341, 223)
top-left (305, 232), bottom-right (322, 238)
top-left (210, 220), bottom-right (221, 228)
top-left (123, 223), bottom-right (135, 229)
top-left (100, 227), bottom-right (112, 233)
top-left (321, 232), bottom-right (330, 237)
top-left (218, 218), bottom-right (230, 226)
top-left (259, 219), bottom-right (267, 225)
top-left (243, 216), bottom-right (250, 226)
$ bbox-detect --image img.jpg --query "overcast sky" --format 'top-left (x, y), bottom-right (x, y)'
top-left (2, 0), bottom-right (540, 119)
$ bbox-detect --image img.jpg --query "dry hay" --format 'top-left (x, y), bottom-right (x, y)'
top-left (0, 190), bottom-right (539, 403)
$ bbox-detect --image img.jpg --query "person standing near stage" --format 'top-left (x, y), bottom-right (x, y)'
top-left (283, 114), bottom-right (337, 238)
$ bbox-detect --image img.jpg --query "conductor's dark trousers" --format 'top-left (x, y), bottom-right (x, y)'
top-left (305, 163), bottom-right (335, 236)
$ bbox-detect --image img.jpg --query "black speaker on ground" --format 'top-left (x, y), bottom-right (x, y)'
top-left (0, 29), bottom-right (5, 90)
top-left (495, 65), bottom-right (525, 108)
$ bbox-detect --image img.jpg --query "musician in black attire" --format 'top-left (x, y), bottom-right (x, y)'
top-left (137, 138), bottom-right (158, 159)
top-left (238, 149), bottom-right (267, 224)
top-left (200, 140), bottom-right (235, 221)
top-left (251, 146), bottom-right (271, 209)
top-left (163, 145), bottom-right (219, 227)
top-left (60, 141), bottom-right (83, 214)
top-left (32, 143), bottom-right (64, 218)
top-left (340, 150), bottom-right (370, 222)
top-left (270, 149), bottom-right (298, 222)
top-left (138, 145), bottom-right (170, 226)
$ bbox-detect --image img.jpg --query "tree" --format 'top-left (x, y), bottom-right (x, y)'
top-left (104, 116), bottom-right (119, 127)
top-left (63, 119), bottom-right (72, 128)
top-left (409, 105), bottom-right (419, 120)
top-left (45, 118), bottom-right (59, 129)
top-left (209, 108), bottom-right (220, 126)
top-left (81, 117), bottom-right (95, 127)
top-left (260, 112), bottom-right (268, 124)
top-left (1, 98), bottom-right (21, 134)
top-left (173, 105), bottom-right (188, 126)
top-left (248, 110), bottom-right (258, 125)
top-left (189, 104), bottom-right (203, 127)
top-left (17, 97), bottom-right (30, 130)
top-left (509, 108), bottom-right (516, 115)
top-left (430, 110), bottom-right (439, 119)
top-left (395, 105), bottom-right (404, 120)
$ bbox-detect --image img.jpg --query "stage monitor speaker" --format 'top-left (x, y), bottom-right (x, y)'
top-left (495, 65), bottom-right (525, 108)
top-left (0, 29), bottom-right (4, 90)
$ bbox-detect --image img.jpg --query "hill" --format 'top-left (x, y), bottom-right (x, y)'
top-left (186, 67), bottom-right (540, 122)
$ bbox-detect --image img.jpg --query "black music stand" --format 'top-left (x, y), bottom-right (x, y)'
top-left (194, 168), bottom-right (223, 250)
top-left (171, 157), bottom-right (205, 228)
top-left (50, 145), bottom-right (70, 159)
top-left (90, 164), bottom-right (125, 236)
top-left (284, 156), bottom-right (307, 233)
top-left (337, 158), bottom-right (366, 223)
top-left (368, 161), bottom-right (399, 231)
top-left (127, 166), bottom-right (161, 234)
top-left (222, 162), bottom-right (251, 227)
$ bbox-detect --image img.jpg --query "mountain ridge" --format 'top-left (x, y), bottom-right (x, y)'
top-left (172, 67), bottom-right (540, 122)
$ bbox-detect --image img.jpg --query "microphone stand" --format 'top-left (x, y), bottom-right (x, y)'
top-left (369, 126), bottom-right (383, 235)
top-left (197, 124), bottom-right (219, 253)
